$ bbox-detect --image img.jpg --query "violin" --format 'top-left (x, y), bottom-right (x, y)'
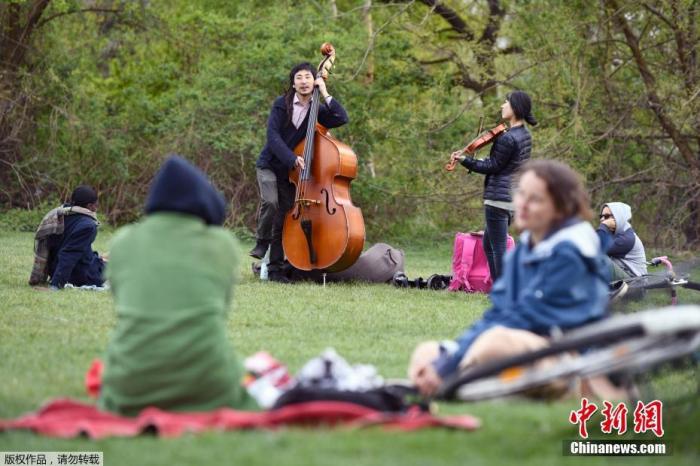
top-left (282, 43), bottom-right (365, 272)
top-left (445, 122), bottom-right (508, 172)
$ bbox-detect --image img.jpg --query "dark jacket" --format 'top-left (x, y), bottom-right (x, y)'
top-left (48, 210), bottom-right (104, 288)
top-left (145, 155), bottom-right (226, 226)
top-left (461, 125), bottom-right (532, 202)
top-left (434, 219), bottom-right (610, 378)
top-left (596, 202), bottom-right (647, 276)
top-left (255, 96), bottom-right (349, 178)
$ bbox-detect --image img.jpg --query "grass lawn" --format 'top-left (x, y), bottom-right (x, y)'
top-left (1, 229), bottom-right (698, 465)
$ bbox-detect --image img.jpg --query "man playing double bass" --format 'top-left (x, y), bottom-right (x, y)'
top-left (251, 62), bottom-right (349, 283)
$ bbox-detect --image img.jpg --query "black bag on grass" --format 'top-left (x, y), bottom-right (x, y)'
top-left (259, 243), bottom-right (405, 284)
top-left (272, 384), bottom-right (427, 413)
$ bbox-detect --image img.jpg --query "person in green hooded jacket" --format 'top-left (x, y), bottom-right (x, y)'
top-left (99, 155), bottom-right (257, 416)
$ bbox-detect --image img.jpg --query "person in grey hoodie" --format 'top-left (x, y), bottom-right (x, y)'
top-left (596, 202), bottom-right (647, 280)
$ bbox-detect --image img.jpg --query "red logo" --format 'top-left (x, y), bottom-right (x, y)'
top-left (633, 400), bottom-right (664, 438)
top-left (569, 399), bottom-right (664, 438)
top-left (600, 401), bottom-right (628, 435)
top-left (569, 397), bottom-right (598, 439)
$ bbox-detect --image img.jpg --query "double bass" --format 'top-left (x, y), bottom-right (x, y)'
top-left (282, 43), bottom-right (365, 272)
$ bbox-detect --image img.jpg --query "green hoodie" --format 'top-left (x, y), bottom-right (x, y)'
top-left (99, 213), bottom-right (257, 415)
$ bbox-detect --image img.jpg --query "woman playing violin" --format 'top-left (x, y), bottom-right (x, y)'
top-left (449, 91), bottom-right (537, 280)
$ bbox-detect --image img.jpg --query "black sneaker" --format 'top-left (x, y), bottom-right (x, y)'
top-left (393, 272), bottom-right (409, 288)
top-left (249, 241), bottom-right (269, 260)
top-left (609, 280), bottom-right (629, 303)
top-left (427, 274), bottom-right (451, 290)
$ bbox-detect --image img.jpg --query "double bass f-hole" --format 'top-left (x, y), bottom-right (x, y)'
top-left (321, 188), bottom-right (336, 215)
top-left (290, 189), bottom-right (336, 220)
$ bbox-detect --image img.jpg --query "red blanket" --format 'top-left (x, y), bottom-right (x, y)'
top-left (0, 399), bottom-right (480, 439)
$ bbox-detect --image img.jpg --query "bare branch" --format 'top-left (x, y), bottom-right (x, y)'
top-left (605, 0), bottom-right (700, 172)
top-left (500, 45), bottom-right (523, 54)
top-left (418, 56), bottom-right (452, 65)
top-left (641, 2), bottom-right (673, 29)
top-left (418, 0), bottom-right (474, 40)
top-left (36, 7), bottom-right (121, 29)
top-left (478, 0), bottom-right (505, 46)
top-left (4, 0), bottom-right (50, 69)
top-left (347, 1), bottom-right (415, 81)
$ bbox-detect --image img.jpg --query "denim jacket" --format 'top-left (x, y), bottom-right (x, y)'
top-left (435, 218), bottom-right (610, 377)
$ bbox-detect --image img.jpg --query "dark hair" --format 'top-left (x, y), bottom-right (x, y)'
top-left (70, 185), bottom-right (98, 208)
top-left (284, 62), bottom-right (316, 126)
top-left (507, 90), bottom-right (537, 126)
top-left (518, 159), bottom-right (592, 222)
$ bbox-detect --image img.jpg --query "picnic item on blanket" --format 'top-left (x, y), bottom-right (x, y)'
top-left (273, 384), bottom-right (429, 413)
top-left (243, 352), bottom-right (295, 409)
top-left (0, 398), bottom-right (480, 438)
top-left (295, 348), bottom-right (384, 391)
top-left (271, 348), bottom-right (427, 412)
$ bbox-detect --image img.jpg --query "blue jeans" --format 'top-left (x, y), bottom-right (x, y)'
top-left (483, 205), bottom-right (512, 281)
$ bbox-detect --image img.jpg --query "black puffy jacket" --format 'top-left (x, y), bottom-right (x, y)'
top-left (461, 125), bottom-right (532, 202)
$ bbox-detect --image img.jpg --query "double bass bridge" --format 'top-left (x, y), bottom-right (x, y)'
top-left (291, 198), bottom-right (320, 220)
top-left (293, 189), bottom-right (336, 216)
top-left (296, 198), bottom-right (321, 207)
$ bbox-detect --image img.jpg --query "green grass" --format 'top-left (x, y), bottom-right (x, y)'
top-left (1, 230), bottom-right (699, 466)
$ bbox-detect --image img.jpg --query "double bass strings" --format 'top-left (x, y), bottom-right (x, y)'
top-left (295, 88), bottom-right (314, 215)
top-left (294, 49), bottom-right (332, 222)
top-left (297, 83), bottom-right (322, 221)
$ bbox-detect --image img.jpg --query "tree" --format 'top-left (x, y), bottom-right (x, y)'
top-left (1, 0), bottom-right (120, 205)
top-left (602, 0), bottom-right (700, 245)
top-left (382, 0), bottom-right (520, 96)
top-left (1, 0), bottom-right (51, 204)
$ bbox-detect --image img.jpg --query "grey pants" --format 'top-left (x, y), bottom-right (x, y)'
top-left (254, 168), bottom-right (278, 243)
top-left (605, 256), bottom-right (635, 281)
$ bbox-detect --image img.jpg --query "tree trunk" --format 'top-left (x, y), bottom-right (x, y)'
top-left (362, 0), bottom-right (374, 84)
top-left (684, 197), bottom-right (700, 247)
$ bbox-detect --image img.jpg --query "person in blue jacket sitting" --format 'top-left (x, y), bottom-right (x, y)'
top-left (48, 186), bottom-right (106, 289)
top-left (409, 160), bottom-right (611, 397)
top-left (597, 202), bottom-right (647, 280)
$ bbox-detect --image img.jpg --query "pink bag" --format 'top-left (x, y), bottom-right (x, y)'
top-left (448, 232), bottom-right (515, 293)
